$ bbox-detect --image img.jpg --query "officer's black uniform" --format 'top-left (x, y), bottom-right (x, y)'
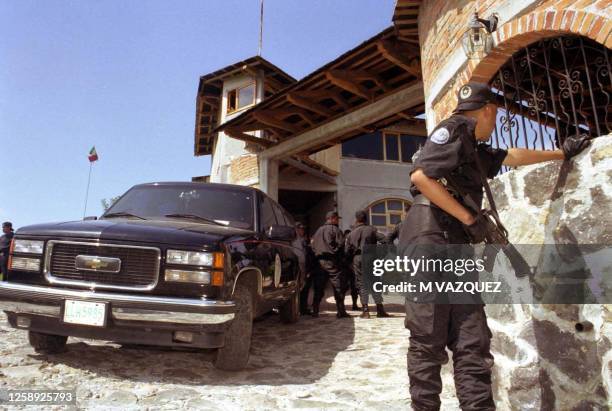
top-left (345, 214), bottom-right (390, 318)
top-left (0, 222), bottom-right (15, 279)
top-left (311, 212), bottom-right (349, 317)
top-left (399, 83), bottom-right (505, 410)
top-left (343, 230), bottom-right (361, 310)
top-left (384, 221), bottom-right (402, 244)
top-left (293, 224), bottom-right (317, 315)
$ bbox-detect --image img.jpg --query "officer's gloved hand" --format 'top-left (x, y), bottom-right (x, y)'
top-left (561, 134), bottom-right (590, 159)
top-left (464, 214), bottom-right (489, 244)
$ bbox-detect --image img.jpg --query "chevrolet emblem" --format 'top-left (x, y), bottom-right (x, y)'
top-left (75, 255), bottom-right (121, 273)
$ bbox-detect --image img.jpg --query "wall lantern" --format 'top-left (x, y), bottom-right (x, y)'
top-left (461, 12), bottom-right (499, 59)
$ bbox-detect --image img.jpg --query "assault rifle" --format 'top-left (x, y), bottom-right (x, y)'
top-left (477, 209), bottom-right (533, 278)
top-left (449, 133), bottom-right (535, 281)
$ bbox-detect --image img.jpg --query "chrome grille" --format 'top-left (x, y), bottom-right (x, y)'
top-left (45, 241), bottom-right (160, 291)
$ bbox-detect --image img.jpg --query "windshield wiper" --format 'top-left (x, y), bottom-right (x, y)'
top-left (164, 213), bottom-right (226, 226)
top-left (103, 212), bottom-right (146, 220)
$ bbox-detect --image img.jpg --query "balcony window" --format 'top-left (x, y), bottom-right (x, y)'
top-left (227, 83), bottom-right (256, 114)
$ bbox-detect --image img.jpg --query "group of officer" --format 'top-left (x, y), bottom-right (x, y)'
top-left (295, 210), bottom-right (392, 319)
top-left (294, 81), bottom-right (590, 410)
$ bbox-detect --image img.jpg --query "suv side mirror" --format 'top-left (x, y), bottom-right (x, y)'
top-left (83, 216), bottom-right (98, 221)
top-left (267, 225), bottom-right (296, 241)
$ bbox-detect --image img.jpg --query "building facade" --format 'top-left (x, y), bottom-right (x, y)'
top-left (194, 1), bottom-right (611, 408)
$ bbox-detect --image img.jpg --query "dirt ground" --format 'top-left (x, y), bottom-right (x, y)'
top-left (0, 294), bottom-right (459, 410)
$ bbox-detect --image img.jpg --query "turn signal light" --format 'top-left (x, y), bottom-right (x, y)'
top-left (213, 252), bottom-right (224, 269)
top-left (211, 271), bottom-right (224, 286)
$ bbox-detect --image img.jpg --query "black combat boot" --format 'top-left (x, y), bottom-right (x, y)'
top-left (376, 303), bottom-right (391, 318)
top-left (334, 291), bottom-right (350, 318)
top-left (351, 292), bottom-right (360, 310)
top-left (311, 303), bottom-right (320, 318)
top-left (360, 306), bottom-right (371, 319)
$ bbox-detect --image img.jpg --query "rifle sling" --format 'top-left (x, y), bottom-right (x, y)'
top-left (449, 132), bottom-right (501, 220)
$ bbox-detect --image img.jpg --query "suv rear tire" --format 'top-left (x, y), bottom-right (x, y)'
top-left (28, 331), bottom-right (67, 354)
top-left (279, 290), bottom-right (299, 324)
top-left (214, 284), bottom-right (253, 370)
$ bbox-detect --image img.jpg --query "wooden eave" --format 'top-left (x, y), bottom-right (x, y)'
top-left (217, 26), bottom-right (425, 156)
top-left (392, 0), bottom-right (422, 43)
top-left (194, 56), bottom-right (296, 156)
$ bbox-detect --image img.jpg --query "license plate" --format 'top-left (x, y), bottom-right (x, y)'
top-left (63, 300), bottom-right (107, 327)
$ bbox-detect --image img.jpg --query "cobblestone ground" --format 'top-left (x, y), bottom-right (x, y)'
top-left (0, 296), bottom-right (459, 410)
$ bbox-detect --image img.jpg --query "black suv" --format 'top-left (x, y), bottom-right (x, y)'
top-left (0, 182), bottom-right (302, 370)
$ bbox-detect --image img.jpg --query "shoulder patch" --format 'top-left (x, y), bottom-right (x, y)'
top-left (430, 127), bottom-right (450, 144)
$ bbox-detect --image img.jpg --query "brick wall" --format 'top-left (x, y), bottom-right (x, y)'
top-left (229, 154), bottom-right (259, 186)
top-left (419, 0), bottom-right (611, 128)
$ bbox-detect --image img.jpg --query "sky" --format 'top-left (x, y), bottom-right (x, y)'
top-left (0, 0), bottom-right (396, 228)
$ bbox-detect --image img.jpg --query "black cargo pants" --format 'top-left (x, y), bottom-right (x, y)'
top-left (314, 259), bottom-right (347, 309)
top-left (399, 204), bottom-right (495, 411)
top-left (352, 254), bottom-right (383, 306)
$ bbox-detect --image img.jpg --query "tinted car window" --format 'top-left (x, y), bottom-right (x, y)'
top-left (260, 195), bottom-right (278, 231)
top-left (105, 185), bottom-right (254, 229)
top-left (283, 210), bottom-right (295, 226)
top-left (272, 202), bottom-right (288, 226)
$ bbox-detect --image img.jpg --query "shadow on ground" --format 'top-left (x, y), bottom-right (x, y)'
top-left (37, 296), bottom-right (359, 386)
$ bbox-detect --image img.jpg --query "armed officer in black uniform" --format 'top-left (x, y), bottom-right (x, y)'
top-left (399, 82), bottom-right (590, 410)
top-left (345, 210), bottom-right (390, 319)
top-left (312, 211), bottom-right (350, 318)
top-left (0, 222), bottom-right (15, 280)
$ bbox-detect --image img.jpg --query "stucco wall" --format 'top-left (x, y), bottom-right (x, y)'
top-left (484, 134), bottom-right (611, 409)
top-left (210, 72), bottom-right (265, 183)
top-left (337, 158), bottom-right (414, 232)
top-left (418, 0), bottom-right (611, 132)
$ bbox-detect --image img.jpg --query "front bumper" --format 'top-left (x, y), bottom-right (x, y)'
top-left (0, 281), bottom-right (236, 326)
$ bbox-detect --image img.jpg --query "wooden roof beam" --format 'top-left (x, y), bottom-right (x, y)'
top-left (328, 69), bottom-right (390, 93)
top-left (252, 111), bottom-right (300, 134)
top-left (286, 92), bottom-right (336, 117)
top-left (225, 128), bottom-right (273, 148)
top-left (377, 39), bottom-right (422, 78)
top-left (289, 89), bottom-right (351, 111)
top-left (325, 70), bottom-right (374, 100)
top-left (258, 107), bottom-right (318, 127)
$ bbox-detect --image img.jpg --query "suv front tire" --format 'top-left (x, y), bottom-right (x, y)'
top-left (214, 284), bottom-right (253, 370)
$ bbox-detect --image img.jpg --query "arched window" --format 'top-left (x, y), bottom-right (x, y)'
top-left (488, 35), bottom-right (610, 173)
top-left (368, 198), bottom-right (411, 231)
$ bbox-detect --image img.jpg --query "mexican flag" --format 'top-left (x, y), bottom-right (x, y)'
top-left (88, 146), bottom-right (99, 162)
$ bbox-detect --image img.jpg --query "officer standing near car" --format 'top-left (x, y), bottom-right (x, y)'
top-left (399, 81), bottom-right (590, 410)
top-left (292, 222), bottom-right (316, 315)
top-left (0, 222), bottom-right (15, 280)
top-left (312, 211), bottom-right (350, 318)
top-left (345, 210), bottom-right (390, 319)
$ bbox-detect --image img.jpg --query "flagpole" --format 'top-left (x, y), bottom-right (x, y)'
top-left (258, 0), bottom-right (264, 56)
top-left (83, 161), bottom-right (93, 218)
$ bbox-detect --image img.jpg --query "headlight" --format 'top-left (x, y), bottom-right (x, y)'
top-left (10, 257), bottom-right (41, 272)
top-left (165, 269), bottom-right (210, 284)
top-left (166, 250), bottom-right (223, 267)
top-left (13, 240), bottom-right (44, 254)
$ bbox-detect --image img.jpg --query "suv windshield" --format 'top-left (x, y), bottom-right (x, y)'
top-left (104, 185), bottom-right (254, 229)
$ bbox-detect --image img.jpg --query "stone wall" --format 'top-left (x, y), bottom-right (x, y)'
top-left (485, 135), bottom-right (611, 409)
top-left (418, 0), bottom-right (611, 131)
